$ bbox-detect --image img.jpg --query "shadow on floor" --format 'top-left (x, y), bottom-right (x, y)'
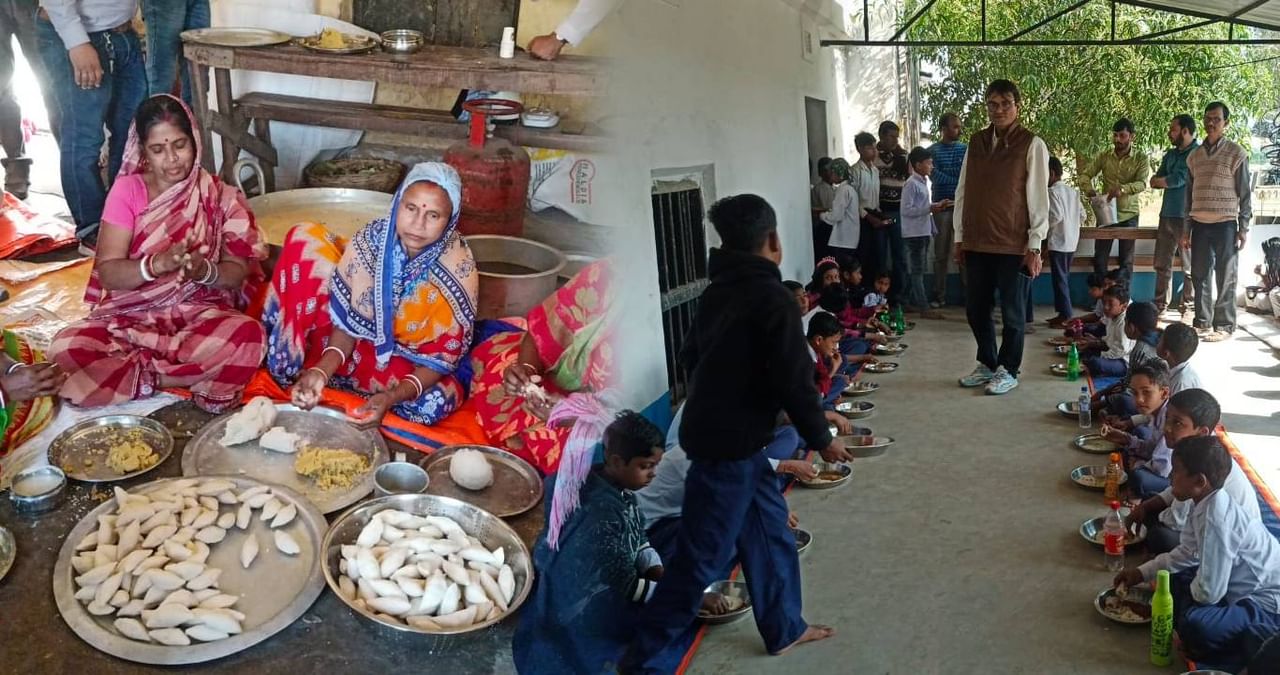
top-left (1221, 410), bottom-right (1280, 438)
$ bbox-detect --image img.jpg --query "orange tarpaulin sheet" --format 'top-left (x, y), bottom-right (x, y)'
top-left (0, 192), bottom-right (76, 259)
top-left (242, 370), bottom-right (489, 453)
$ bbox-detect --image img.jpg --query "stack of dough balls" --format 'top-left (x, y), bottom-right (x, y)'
top-left (448, 449), bottom-right (494, 491)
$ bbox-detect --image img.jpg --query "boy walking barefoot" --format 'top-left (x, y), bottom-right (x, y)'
top-left (622, 194), bottom-right (848, 673)
top-left (1115, 436), bottom-right (1280, 671)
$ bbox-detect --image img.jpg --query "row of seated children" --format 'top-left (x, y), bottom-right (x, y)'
top-left (1094, 320), bottom-right (1202, 419)
top-left (1058, 268), bottom-right (1127, 334)
top-left (1113, 428), bottom-right (1279, 673)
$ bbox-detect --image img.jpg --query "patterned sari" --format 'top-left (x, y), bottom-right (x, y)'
top-left (1, 331), bottom-right (56, 456)
top-left (49, 95), bottom-right (269, 413)
top-left (261, 163), bottom-right (479, 425)
top-left (469, 259), bottom-right (614, 473)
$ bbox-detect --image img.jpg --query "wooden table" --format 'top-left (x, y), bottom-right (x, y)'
top-left (183, 41), bottom-right (609, 190)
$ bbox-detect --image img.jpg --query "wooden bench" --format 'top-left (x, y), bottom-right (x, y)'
top-left (1069, 254), bottom-right (1186, 271)
top-left (1078, 227), bottom-right (1158, 240)
top-left (236, 92), bottom-right (605, 155)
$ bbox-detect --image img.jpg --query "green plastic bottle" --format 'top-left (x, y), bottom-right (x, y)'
top-left (1150, 569), bottom-right (1174, 666)
top-left (1067, 344), bottom-right (1080, 381)
top-left (892, 306), bottom-right (905, 335)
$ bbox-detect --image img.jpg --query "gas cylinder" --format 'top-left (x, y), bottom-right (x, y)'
top-left (444, 99), bottom-right (531, 237)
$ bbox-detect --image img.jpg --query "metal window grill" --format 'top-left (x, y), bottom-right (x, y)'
top-left (652, 180), bottom-right (709, 404)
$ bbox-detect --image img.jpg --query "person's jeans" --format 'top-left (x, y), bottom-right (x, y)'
top-left (1129, 466), bottom-right (1171, 499)
top-left (1048, 251), bottom-right (1074, 320)
top-left (964, 251), bottom-right (1029, 376)
top-left (0, 0), bottom-right (58, 157)
top-left (903, 235), bottom-right (930, 309)
top-left (623, 453), bottom-right (807, 672)
top-left (932, 208), bottom-right (960, 303)
top-left (1189, 219), bottom-right (1240, 332)
top-left (1154, 215), bottom-right (1194, 311)
top-left (1171, 569), bottom-right (1280, 672)
top-left (1093, 215), bottom-right (1137, 279)
top-left (142, 0), bottom-right (210, 105)
top-left (36, 19), bottom-right (146, 236)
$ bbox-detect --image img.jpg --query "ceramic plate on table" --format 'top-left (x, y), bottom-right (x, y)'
top-left (180, 27), bottom-right (292, 48)
top-left (48, 415), bottom-right (173, 483)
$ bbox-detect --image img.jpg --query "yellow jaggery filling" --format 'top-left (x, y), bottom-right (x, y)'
top-left (318, 28), bottom-right (347, 49)
top-left (294, 447), bottom-right (369, 490)
top-left (107, 439), bottom-right (159, 474)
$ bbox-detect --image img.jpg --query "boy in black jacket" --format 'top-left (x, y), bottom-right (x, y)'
top-left (623, 194), bottom-right (848, 673)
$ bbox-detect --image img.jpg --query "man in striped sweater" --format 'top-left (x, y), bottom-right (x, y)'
top-left (1183, 101), bottom-right (1253, 342)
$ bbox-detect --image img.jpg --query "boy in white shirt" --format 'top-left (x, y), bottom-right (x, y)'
top-left (1081, 284), bottom-right (1134, 377)
top-left (1126, 388), bottom-right (1261, 554)
top-left (1116, 434), bottom-right (1280, 671)
top-left (1045, 156), bottom-right (1083, 324)
top-left (819, 158), bottom-right (861, 260)
top-left (1157, 322), bottom-right (1203, 394)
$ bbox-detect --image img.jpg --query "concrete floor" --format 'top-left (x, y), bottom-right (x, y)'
top-left (687, 314), bottom-right (1279, 675)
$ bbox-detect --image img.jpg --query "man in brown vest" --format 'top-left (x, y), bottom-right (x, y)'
top-left (1182, 101), bottom-right (1252, 342)
top-left (951, 79), bottom-right (1050, 395)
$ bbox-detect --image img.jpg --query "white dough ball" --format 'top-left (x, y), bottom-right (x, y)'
top-left (449, 449), bottom-right (494, 491)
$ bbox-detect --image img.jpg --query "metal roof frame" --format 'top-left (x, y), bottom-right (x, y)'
top-left (822, 0), bottom-right (1280, 46)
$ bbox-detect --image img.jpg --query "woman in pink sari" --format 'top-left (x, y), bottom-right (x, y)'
top-left (50, 95), bottom-right (268, 413)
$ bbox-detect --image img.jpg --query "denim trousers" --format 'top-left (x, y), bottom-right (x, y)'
top-left (1048, 250), bottom-right (1074, 320)
top-left (0, 0), bottom-right (58, 156)
top-left (964, 251), bottom-right (1029, 376)
top-left (903, 235), bottom-right (930, 309)
top-left (141, 0), bottom-right (210, 105)
top-left (36, 19), bottom-right (146, 235)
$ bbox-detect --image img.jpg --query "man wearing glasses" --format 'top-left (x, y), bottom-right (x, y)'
top-left (952, 79), bottom-right (1050, 396)
top-left (1183, 101), bottom-right (1252, 342)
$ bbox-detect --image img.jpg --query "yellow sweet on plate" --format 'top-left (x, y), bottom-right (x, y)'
top-left (294, 447), bottom-right (369, 490)
top-left (318, 28), bottom-right (346, 49)
top-left (107, 438), bottom-right (159, 474)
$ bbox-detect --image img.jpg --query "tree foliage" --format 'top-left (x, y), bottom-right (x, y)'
top-left (903, 0), bottom-right (1280, 161)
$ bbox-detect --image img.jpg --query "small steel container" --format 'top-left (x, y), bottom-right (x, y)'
top-left (380, 29), bottom-right (424, 55)
top-left (373, 461), bottom-right (430, 497)
top-left (9, 465), bottom-right (67, 515)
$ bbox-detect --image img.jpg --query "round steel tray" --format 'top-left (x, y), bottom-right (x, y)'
top-left (698, 580), bottom-right (751, 625)
top-left (52, 476), bottom-right (326, 665)
top-left (793, 528), bottom-right (812, 555)
top-left (842, 435), bottom-right (896, 459)
top-left (1073, 434), bottom-right (1119, 455)
top-left (419, 445), bottom-right (543, 518)
top-left (1050, 363), bottom-right (1069, 376)
top-left (834, 400), bottom-right (874, 420)
top-left (798, 462), bottom-right (852, 490)
top-left (1057, 401), bottom-right (1081, 418)
top-left (1079, 516), bottom-right (1147, 547)
top-left (320, 494), bottom-right (533, 640)
top-left (1094, 586), bottom-right (1153, 625)
top-left (1070, 465), bottom-right (1128, 490)
top-left (863, 362), bottom-right (900, 374)
top-left (49, 415), bottom-right (173, 483)
top-left (183, 403), bottom-right (388, 514)
top-left (874, 343), bottom-right (908, 355)
top-left (293, 34), bottom-right (379, 55)
top-left (842, 381), bottom-right (879, 397)
top-left (180, 27), bottom-right (292, 48)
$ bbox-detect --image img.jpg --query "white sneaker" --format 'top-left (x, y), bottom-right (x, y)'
top-left (959, 364), bottom-right (994, 388)
top-left (984, 367), bottom-right (1019, 395)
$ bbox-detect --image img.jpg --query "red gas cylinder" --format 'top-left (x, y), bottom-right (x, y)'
top-left (444, 99), bottom-right (531, 237)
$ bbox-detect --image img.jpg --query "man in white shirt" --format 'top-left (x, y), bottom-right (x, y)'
top-left (1117, 435), bottom-right (1280, 671)
top-left (37, 0), bottom-right (147, 250)
top-left (953, 79), bottom-right (1050, 396)
top-left (1045, 156), bottom-right (1083, 325)
top-left (528, 0), bottom-right (623, 60)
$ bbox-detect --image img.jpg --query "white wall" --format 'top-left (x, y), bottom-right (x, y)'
top-left (601, 0), bottom-right (898, 409)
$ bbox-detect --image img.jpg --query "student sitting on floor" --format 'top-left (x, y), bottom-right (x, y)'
top-left (838, 253), bottom-right (869, 307)
top-left (863, 271), bottom-right (891, 310)
top-left (1081, 283), bottom-right (1134, 377)
top-left (811, 286), bottom-right (884, 375)
top-left (514, 410), bottom-right (680, 674)
top-left (808, 312), bottom-right (862, 424)
top-left (785, 280), bottom-right (808, 316)
top-left (1101, 361), bottom-right (1173, 498)
top-left (1092, 301), bottom-right (1163, 417)
top-left (1125, 388), bottom-right (1260, 555)
top-left (1066, 268), bottom-right (1125, 338)
top-left (1115, 435), bottom-right (1280, 672)
top-left (637, 402), bottom-right (813, 564)
top-left (1158, 322), bottom-right (1203, 394)
top-left (805, 258), bottom-right (841, 310)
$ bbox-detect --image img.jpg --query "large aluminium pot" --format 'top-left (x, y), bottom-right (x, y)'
top-left (236, 159), bottom-right (393, 246)
top-left (468, 235), bottom-right (566, 319)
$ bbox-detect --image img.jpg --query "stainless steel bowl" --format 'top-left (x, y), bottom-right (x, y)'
top-left (380, 29), bottom-right (424, 54)
top-left (829, 425), bottom-right (872, 438)
top-left (1079, 516), bottom-right (1146, 547)
top-left (792, 528), bottom-right (812, 555)
top-left (842, 381), bottom-right (879, 396)
top-left (874, 343), bottom-right (908, 355)
top-left (698, 580), bottom-right (752, 625)
top-left (798, 461), bottom-right (852, 490)
top-left (1069, 465), bottom-right (1128, 490)
top-left (842, 435), bottom-right (895, 459)
top-left (1094, 586), bottom-right (1153, 624)
top-left (9, 465), bottom-right (67, 515)
top-left (321, 494), bottom-right (533, 641)
top-left (864, 362), bottom-right (900, 373)
top-left (1050, 363), bottom-right (1070, 376)
top-left (1057, 401), bottom-right (1079, 418)
top-left (0, 525), bottom-right (14, 583)
top-left (835, 400), bottom-right (875, 420)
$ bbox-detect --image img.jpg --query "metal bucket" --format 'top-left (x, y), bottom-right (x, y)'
top-left (1090, 194), bottom-right (1118, 227)
top-left (468, 235), bottom-right (566, 319)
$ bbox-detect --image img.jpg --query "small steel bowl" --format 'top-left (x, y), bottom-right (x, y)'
top-left (1056, 401), bottom-right (1079, 418)
top-left (1079, 515), bottom-right (1146, 547)
top-left (1050, 363), bottom-right (1070, 376)
top-left (1069, 465), bottom-right (1128, 490)
top-left (864, 362), bottom-right (900, 374)
top-left (842, 380), bottom-right (879, 397)
top-left (798, 461), bottom-right (852, 489)
top-left (1094, 586), bottom-right (1153, 624)
top-left (9, 465), bottom-right (67, 515)
top-left (829, 424), bottom-right (872, 438)
top-left (874, 343), bottom-right (908, 355)
top-left (835, 400), bottom-right (875, 420)
top-left (698, 580), bottom-right (752, 625)
top-left (0, 525), bottom-right (15, 583)
top-left (380, 29), bottom-right (424, 54)
top-left (841, 435), bottom-right (896, 459)
top-left (792, 528), bottom-right (812, 555)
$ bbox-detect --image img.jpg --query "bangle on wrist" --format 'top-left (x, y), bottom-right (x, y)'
top-left (321, 346), bottom-right (347, 367)
top-left (305, 366), bottom-right (330, 382)
top-left (404, 373), bottom-right (424, 400)
top-left (5, 362), bottom-right (24, 376)
top-left (140, 255), bottom-right (156, 282)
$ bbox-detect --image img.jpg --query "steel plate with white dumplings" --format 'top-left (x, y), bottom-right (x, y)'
top-left (52, 476), bottom-right (326, 665)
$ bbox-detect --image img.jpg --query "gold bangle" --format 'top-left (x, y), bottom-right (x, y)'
top-left (305, 366), bottom-right (329, 382)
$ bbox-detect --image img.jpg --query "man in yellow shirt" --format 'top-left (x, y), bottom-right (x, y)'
top-left (1079, 118), bottom-right (1151, 280)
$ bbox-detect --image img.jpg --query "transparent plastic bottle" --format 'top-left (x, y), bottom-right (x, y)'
top-left (1078, 387), bottom-right (1092, 429)
top-left (1104, 501), bottom-right (1126, 572)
